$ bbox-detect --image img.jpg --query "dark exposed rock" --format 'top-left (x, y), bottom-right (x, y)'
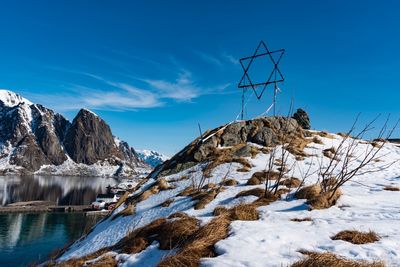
top-left (150, 116), bottom-right (303, 178)
top-left (292, 108), bottom-right (310, 130)
top-left (9, 135), bottom-right (50, 171)
top-left (63, 109), bottom-right (123, 165)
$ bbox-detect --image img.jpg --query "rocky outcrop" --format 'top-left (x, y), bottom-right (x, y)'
top-left (0, 90), bottom-right (149, 176)
top-left (292, 108), bottom-right (310, 130)
top-left (63, 109), bottom-right (123, 165)
top-left (150, 116), bottom-right (303, 178)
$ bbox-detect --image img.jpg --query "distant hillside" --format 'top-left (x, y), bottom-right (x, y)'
top-left (137, 150), bottom-right (170, 168)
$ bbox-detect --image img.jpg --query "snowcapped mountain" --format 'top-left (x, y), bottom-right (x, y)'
top-left (0, 89), bottom-right (150, 177)
top-left (54, 115), bottom-right (400, 266)
top-left (137, 150), bottom-right (170, 167)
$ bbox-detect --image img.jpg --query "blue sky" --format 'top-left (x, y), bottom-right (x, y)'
top-left (1, 0), bottom-right (399, 155)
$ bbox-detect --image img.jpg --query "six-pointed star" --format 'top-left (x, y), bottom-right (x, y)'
top-left (238, 41), bottom-right (285, 100)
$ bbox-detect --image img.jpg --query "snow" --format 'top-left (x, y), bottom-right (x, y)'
top-left (0, 90), bottom-right (32, 107)
top-left (137, 150), bottom-right (170, 167)
top-left (58, 133), bottom-right (400, 266)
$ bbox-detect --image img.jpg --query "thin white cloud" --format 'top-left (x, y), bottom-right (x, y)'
top-left (194, 51), bottom-right (223, 66)
top-left (222, 52), bottom-right (239, 65)
top-left (23, 69), bottom-right (230, 111)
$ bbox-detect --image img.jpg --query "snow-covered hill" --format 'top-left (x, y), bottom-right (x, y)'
top-left (137, 150), bottom-right (170, 168)
top-left (0, 90), bottom-right (150, 177)
top-left (53, 116), bottom-right (400, 266)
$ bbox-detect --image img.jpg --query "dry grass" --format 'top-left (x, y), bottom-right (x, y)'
top-left (113, 191), bottom-right (130, 210)
top-left (331, 230), bottom-right (380, 244)
top-left (250, 146), bottom-right (261, 158)
top-left (295, 185), bottom-right (322, 200)
top-left (229, 203), bottom-right (259, 220)
top-left (287, 136), bottom-right (312, 157)
top-left (323, 147), bottom-right (337, 159)
top-left (337, 132), bottom-right (350, 138)
top-left (213, 203), bottom-right (259, 221)
top-left (157, 216), bottom-right (199, 249)
top-left (202, 145), bottom-right (253, 177)
top-left (112, 202), bottom-right (135, 220)
top-left (279, 177), bottom-right (301, 188)
top-left (158, 215), bottom-right (231, 267)
top-left (247, 176), bottom-right (261, 185)
top-left (247, 170), bottom-right (281, 185)
top-left (168, 212), bottom-right (189, 219)
top-left (157, 178), bottom-right (175, 190)
top-left (292, 252), bottom-right (385, 267)
top-left (383, 186), bottom-right (400, 191)
top-left (88, 254), bottom-right (118, 267)
top-left (312, 136), bottom-right (324, 144)
top-left (290, 217), bottom-right (312, 222)
top-left (161, 198), bottom-right (174, 207)
top-left (202, 183), bottom-right (216, 190)
top-left (315, 131), bottom-right (335, 139)
top-left (308, 189), bottom-right (342, 210)
top-left (236, 188), bottom-right (265, 198)
top-left (295, 185), bottom-right (342, 209)
top-left (113, 218), bottom-right (166, 254)
top-left (223, 179), bottom-right (238, 186)
top-left (51, 248), bottom-right (111, 267)
top-left (178, 186), bottom-right (196, 196)
top-left (193, 189), bottom-right (218, 210)
top-left (139, 186), bottom-right (160, 201)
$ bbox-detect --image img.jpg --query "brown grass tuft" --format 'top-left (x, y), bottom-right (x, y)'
top-left (323, 147), bottom-right (337, 159)
top-left (308, 189), bottom-right (342, 210)
top-left (332, 230), bottom-right (380, 244)
top-left (279, 177), bottom-right (301, 188)
top-left (202, 145), bottom-right (253, 177)
top-left (88, 254), bottom-right (117, 267)
top-left (161, 198), bottom-right (174, 207)
top-left (247, 176), bottom-right (261, 185)
top-left (312, 136), bottom-right (324, 144)
top-left (292, 252), bottom-right (385, 267)
top-left (113, 191), bottom-right (130, 210)
top-left (178, 186), bottom-right (195, 196)
top-left (158, 215), bottom-right (231, 267)
top-left (193, 190), bottom-right (218, 210)
top-left (290, 217), bottom-right (312, 222)
top-left (295, 185), bottom-right (322, 200)
top-left (315, 131), bottom-right (335, 139)
top-left (223, 179), bottom-right (238, 186)
top-left (383, 186), bottom-right (400, 191)
top-left (112, 202), bottom-right (135, 220)
top-left (229, 203), bottom-right (259, 220)
top-left (236, 188), bottom-right (265, 198)
top-left (168, 212), bottom-right (189, 219)
top-left (157, 216), bottom-right (199, 249)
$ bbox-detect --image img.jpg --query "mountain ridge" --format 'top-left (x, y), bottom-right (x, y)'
top-left (0, 90), bottom-right (150, 177)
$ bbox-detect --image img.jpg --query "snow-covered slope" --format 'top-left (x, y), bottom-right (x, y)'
top-left (137, 150), bottom-right (170, 167)
top-left (0, 89), bottom-right (150, 177)
top-left (55, 119), bottom-right (400, 266)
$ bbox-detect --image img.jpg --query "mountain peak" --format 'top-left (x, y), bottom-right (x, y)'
top-left (0, 89), bottom-right (32, 107)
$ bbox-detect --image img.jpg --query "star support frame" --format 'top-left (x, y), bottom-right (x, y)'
top-left (238, 41), bottom-right (285, 119)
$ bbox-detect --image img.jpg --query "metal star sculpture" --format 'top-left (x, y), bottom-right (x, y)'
top-left (238, 40), bottom-right (285, 100)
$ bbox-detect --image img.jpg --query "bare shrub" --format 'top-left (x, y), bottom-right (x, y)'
top-left (332, 230), bottom-right (380, 244)
top-left (316, 115), bottom-right (398, 204)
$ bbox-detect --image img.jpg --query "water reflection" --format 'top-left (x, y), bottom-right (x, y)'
top-left (0, 212), bottom-right (100, 266)
top-left (0, 176), bottom-right (119, 206)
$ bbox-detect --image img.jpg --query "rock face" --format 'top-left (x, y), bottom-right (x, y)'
top-left (64, 109), bottom-right (122, 164)
top-left (0, 90), bottom-right (149, 177)
top-left (150, 116), bottom-right (303, 178)
top-left (292, 108), bottom-right (310, 130)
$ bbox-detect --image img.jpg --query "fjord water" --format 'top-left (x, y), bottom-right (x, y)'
top-left (0, 175), bottom-right (118, 266)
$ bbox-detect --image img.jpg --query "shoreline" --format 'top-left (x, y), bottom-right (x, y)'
top-left (0, 201), bottom-right (99, 214)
